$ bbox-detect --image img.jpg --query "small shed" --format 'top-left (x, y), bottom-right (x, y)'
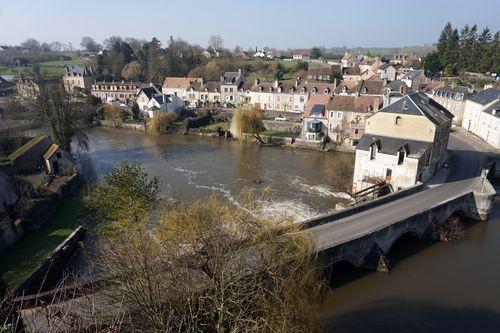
top-left (43, 144), bottom-right (75, 176)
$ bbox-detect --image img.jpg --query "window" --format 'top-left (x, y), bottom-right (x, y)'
top-left (330, 111), bottom-right (334, 118)
top-left (300, 96), bottom-right (304, 102)
top-left (398, 148), bottom-right (405, 165)
top-left (354, 129), bottom-right (359, 135)
top-left (337, 111), bottom-right (343, 119)
top-left (395, 116), bottom-right (402, 125)
top-left (230, 88), bottom-right (233, 92)
top-left (224, 88), bottom-right (228, 92)
top-left (370, 144), bottom-right (377, 160)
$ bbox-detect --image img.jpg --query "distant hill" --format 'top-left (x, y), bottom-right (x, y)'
top-left (323, 45), bottom-right (436, 58)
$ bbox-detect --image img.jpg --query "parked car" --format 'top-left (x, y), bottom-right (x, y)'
top-left (290, 109), bottom-right (303, 114)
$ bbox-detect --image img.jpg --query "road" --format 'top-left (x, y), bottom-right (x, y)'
top-left (309, 131), bottom-right (493, 252)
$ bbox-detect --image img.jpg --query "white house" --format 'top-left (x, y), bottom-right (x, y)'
top-left (146, 93), bottom-right (183, 118)
top-left (136, 84), bottom-right (160, 112)
top-left (462, 88), bottom-right (500, 148)
top-left (352, 93), bottom-right (454, 193)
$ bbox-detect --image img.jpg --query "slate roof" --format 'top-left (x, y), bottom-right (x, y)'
top-left (483, 100), bottom-right (500, 118)
top-left (379, 92), bottom-right (454, 126)
top-left (357, 134), bottom-right (431, 158)
top-left (402, 70), bottom-right (424, 80)
top-left (201, 81), bottom-right (220, 92)
top-left (221, 71), bottom-right (242, 84)
top-left (138, 85), bottom-right (159, 99)
top-left (65, 66), bottom-right (92, 77)
top-left (152, 94), bottom-right (173, 105)
top-left (469, 88), bottom-right (500, 106)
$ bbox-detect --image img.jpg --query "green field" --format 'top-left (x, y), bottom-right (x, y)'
top-left (0, 197), bottom-right (84, 290)
top-left (0, 58), bottom-right (90, 76)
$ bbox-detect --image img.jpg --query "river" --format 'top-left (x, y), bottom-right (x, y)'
top-left (76, 127), bottom-right (500, 332)
top-left (75, 127), bottom-right (352, 221)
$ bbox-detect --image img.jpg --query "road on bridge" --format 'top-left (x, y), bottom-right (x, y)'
top-left (309, 130), bottom-right (494, 252)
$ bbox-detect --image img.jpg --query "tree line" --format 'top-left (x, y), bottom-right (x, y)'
top-left (423, 22), bottom-right (500, 78)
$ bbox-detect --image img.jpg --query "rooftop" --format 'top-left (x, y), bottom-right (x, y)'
top-left (469, 88), bottom-right (500, 106)
top-left (357, 134), bottom-right (431, 158)
top-left (379, 92), bottom-right (454, 126)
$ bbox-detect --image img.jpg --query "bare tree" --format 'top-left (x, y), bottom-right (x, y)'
top-left (24, 66), bottom-right (88, 153)
top-left (80, 36), bottom-right (102, 52)
top-left (20, 38), bottom-right (40, 51)
top-left (232, 105), bottom-right (265, 143)
top-left (208, 34), bottom-right (224, 51)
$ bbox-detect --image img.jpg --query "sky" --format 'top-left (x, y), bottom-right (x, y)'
top-left (1, 0), bottom-right (499, 49)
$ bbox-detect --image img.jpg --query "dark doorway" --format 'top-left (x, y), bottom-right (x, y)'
top-left (52, 161), bottom-right (59, 174)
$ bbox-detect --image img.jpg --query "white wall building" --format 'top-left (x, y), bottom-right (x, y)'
top-left (462, 88), bottom-right (500, 148)
top-left (352, 93), bottom-right (454, 193)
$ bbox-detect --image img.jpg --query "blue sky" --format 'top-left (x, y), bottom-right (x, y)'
top-left (1, 0), bottom-right (499, 49)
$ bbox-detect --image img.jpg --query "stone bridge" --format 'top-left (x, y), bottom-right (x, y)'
top-left (302, 133), bottom-right (498, 272)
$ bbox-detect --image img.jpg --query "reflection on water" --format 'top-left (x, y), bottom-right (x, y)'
top-left (75, 127), bottom-right (353, 221)
top-left (321, 197), bottom-right (500, 332)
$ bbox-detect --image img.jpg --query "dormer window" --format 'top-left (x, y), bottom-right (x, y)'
top-left (370, 143), bottom-right (377, 160)
top-left (342, 86), bottom-right (347, 93)
top-left (368, 105), bottom-right (373, 112)
top-left (398, 147), bottom-right (406, 165)
top-left (362, 87), bottom-right (368, 93)
top-left (324, 88), bottom-right (329, 94)
top-left (395, 116), bottom-right (402, 125)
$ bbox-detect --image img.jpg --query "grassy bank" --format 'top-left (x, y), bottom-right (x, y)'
top-left (0, 197), bottom-right (84, 290)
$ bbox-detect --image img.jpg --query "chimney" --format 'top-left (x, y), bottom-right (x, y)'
top-left (254, 77), bottom-right (260, 87)
top-left (295, 77), bottom-right (300, 88)
top-left (274, 79), bottom-right (279, 88)
top-left (162, 94), bottom-right (166, 104)
top-left (373, 97), bottom-right (380, 112)
top-left (383, 78), bottom-right (388, 86)
top-left (149, 82), bottom-right (153, 87)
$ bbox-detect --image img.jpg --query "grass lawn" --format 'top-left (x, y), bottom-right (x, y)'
top-left (202, 122), bottom-right (229, 132)
top-left (0, 197), bottom-right (84, 290)
top-left (261, 130), bottom-right (291, 137)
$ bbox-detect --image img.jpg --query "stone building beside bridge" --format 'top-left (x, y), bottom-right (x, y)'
top-left (352, 92), bottom-right (454, 192)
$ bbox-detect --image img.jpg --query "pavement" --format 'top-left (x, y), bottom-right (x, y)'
top-left (309, 131), bottom-right (496, 252)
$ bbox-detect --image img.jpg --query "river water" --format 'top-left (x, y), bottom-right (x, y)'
top-left (76, 127), bottom-right (500, 332)
top-left (75, 127), bottom-right (352, 221)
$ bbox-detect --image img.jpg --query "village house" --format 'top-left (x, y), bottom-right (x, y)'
top-left (136, 84), bottom-right (160, 111)
top-left (401, 69), bottom-right (426, 90)
top-left (197, 82), bottom-right (222, 105)
top-left (378, 64), bottom-right (397, 82)
top-left (302, 94), bottom-right (331, 141)
top-left (145, 93), bottom-right (183, 119)
top-left (62, 66), bottom-right (95, 92)
top-left (307, 65), bottom-right (339, 82)
top-left (327, 95), bottom-right (382, 148)
top-left (161, 77), bottom-right (203, 103)
top-left (342, 67), bottom-right (362, 81)
top-left (91, 81), bottom-right (141, 103)
top-left (341, 52), bottom-right (364, 69)
top-left (462, 88), bottom-right (500, 148)
top-left (352, 92), bottom-right (453, 193)
top-left (292, 49), bottom-right (311, 60)
top-left (383, 80), bottom-right (410, 107)
top-left (390, 52), bottom-right (419, 66)
top-left (429, 84), bottom-right (474, 125)
top-left (220, 69), bottom-right (245, 106)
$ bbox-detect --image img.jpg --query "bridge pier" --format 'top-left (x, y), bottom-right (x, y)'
top-left (361, 244), bottom-right (390, 273)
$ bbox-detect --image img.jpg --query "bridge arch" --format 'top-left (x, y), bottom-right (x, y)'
top-left (385, 230), bottom-right (421, 255)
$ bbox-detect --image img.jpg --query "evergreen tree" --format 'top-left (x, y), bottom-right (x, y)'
top-left (477, 27), bottom-right (493, 73)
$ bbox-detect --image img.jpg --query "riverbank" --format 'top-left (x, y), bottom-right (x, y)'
top-left (98, 120), bottom-right (356, 153)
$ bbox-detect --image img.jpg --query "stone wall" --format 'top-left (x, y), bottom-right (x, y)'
top-left (13, 226), bottom-right (85, 296)
top-left (262, 120), bottom-right (302, 135)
